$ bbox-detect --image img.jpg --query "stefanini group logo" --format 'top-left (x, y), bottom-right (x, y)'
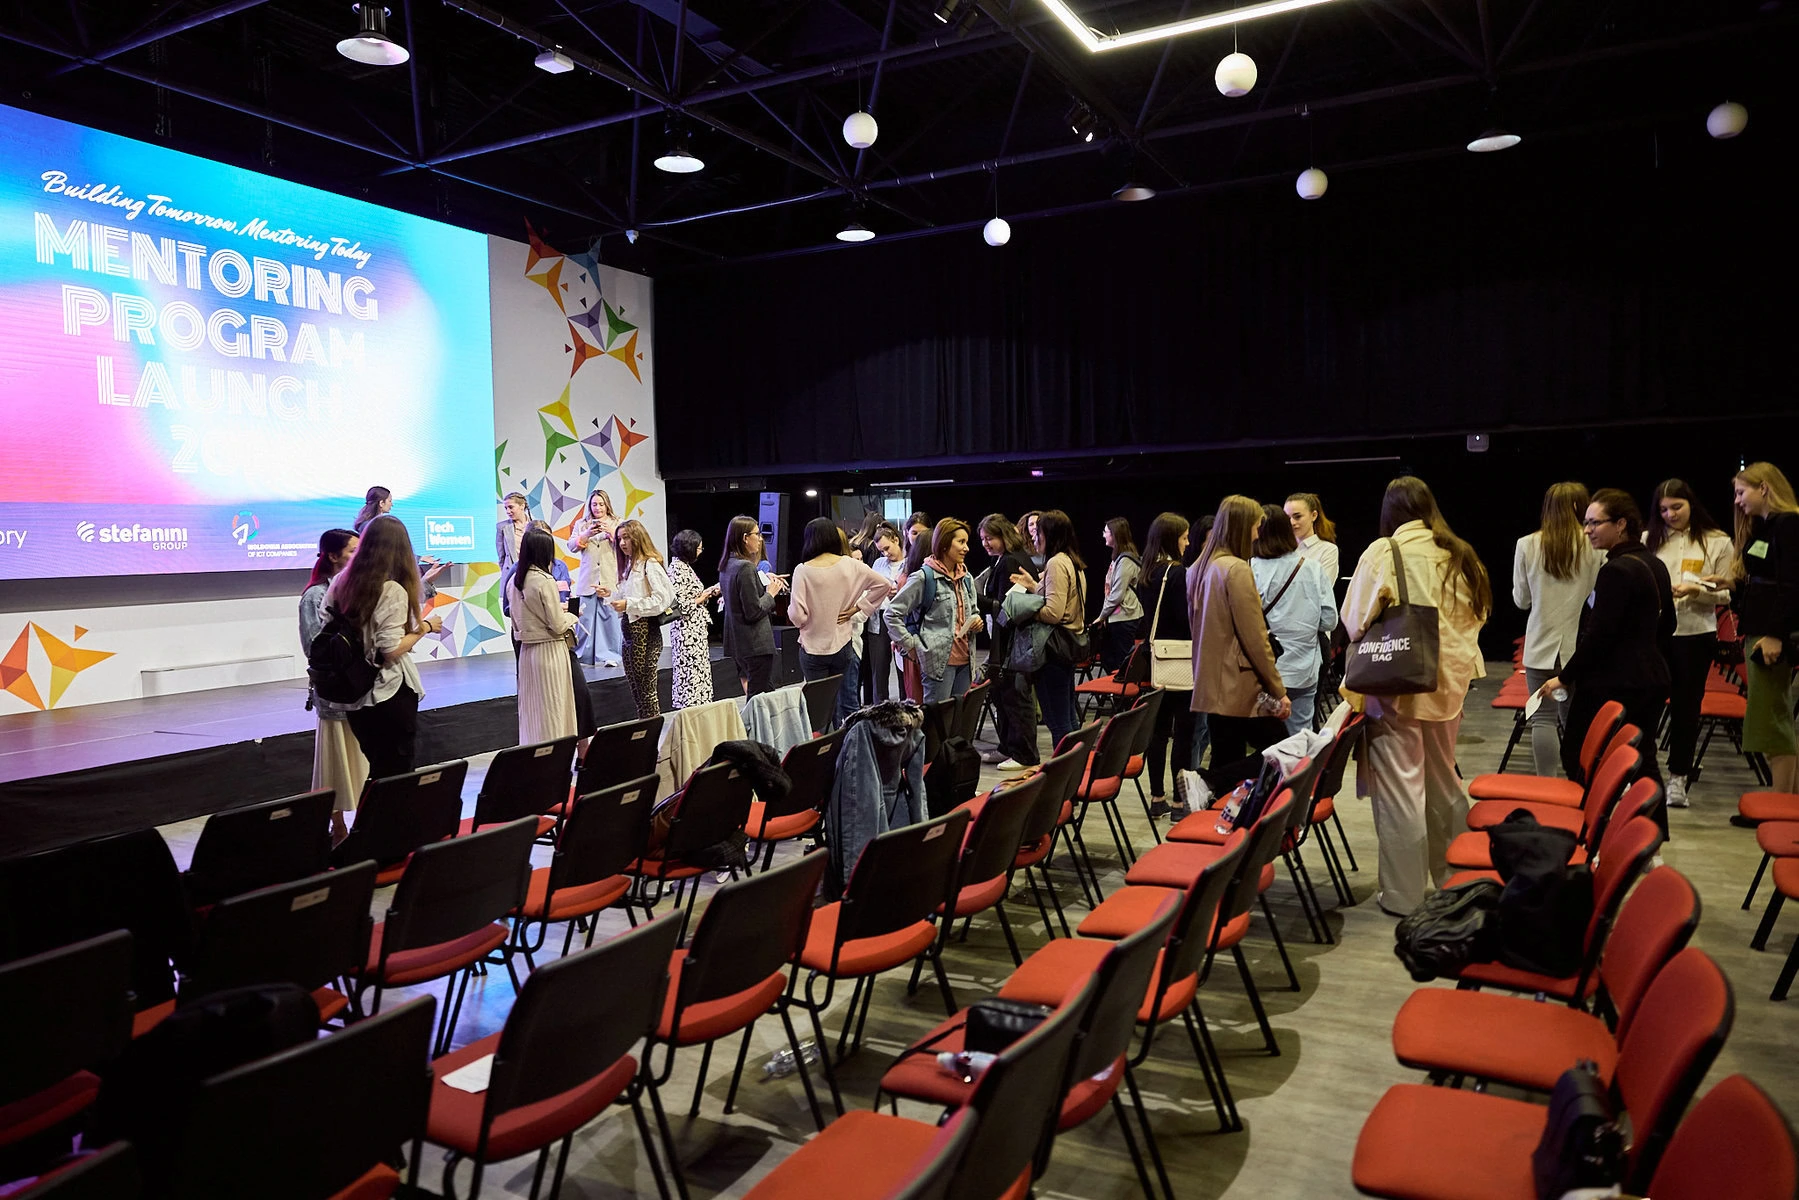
top-left (76, 520), bottom-right (189, 551)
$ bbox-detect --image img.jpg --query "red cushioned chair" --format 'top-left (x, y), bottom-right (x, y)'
top-left (1744, 817), bottom-right (1799, 911)
top-left (1352, 947), bottom-right (1735, 1199)
top-left (511, 774), bottom-right (657, 969)
top-left (626, 760), bottom-right (756, 945)
top-left (1076, 642), bottom-right (1148, 721)
top-left (1391, 855), bottom-right (1694, 1093)
top-left (1069, 706), bottom-right (1151, 874)
top-left (172, 997), bottom-right (434, 1200)
top-left (1444, 776), bottom-right (1664, 891)
top-left (459, 735), bottom-right (577, 841)
top-left (748, 974), bottom-right (1095, 1200)
top-left (1464, 698), bottom-right (1623, 807)
top-left (1009, 747), bottom-right (1090, 940)
top-left (1049, 722), bottom-right (1107, 909)
top-left (1748, 852), bottom-right (1799, 1000)
top-left (1645, 1075), bottom-right (1799, 1200)
top-left (1488, 670), bottom-right (1531, 775)
top-left (1741, 791), bottom-right (1799, 827)
top-left (1121, 687), bottom-right (1168, 844)
top-left (181, 789), bottom-right (333, 910)
top-left (1462, 723), bottom-right (1642, 833)
top-left (425, 918), bottom-right (685, 1200)
top-left (650, 853), bottom-right (830, 1134)
top-left (561, 715), bottom-right (664, 820)
top-left (351, 817), bottom-right (537, 1055)
top-left (1447, 737), bottom-right (1642, 872)
top-left (1693, 688), bottom-right (1769, 784)
top-left (0, 932), bottom-right (132, 1161)
top-left (331, 760), bottom-right (467, 887)
top-left (792, 809), bottom-right (972, 1114)
top-left (748, 730), bottom-right (843, 872)
top-left (879, 888), bottom-right (1182, 1200)
top-left (12, 1140), bottom-right (139, 1199)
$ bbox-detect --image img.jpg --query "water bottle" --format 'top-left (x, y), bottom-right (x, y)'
top-left (1551, 686), bottom-right (1568, 703)
top-left (763, 1040), bottom-right (821, 1079)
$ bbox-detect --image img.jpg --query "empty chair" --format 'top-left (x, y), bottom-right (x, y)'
top-left (748, 730), bottom-right (844, 871)
top-left (565, 715), bottom-right (664, 815)
top-left (1121, 688), bottom-right (1168, 842)
top-left (1069, 705), bottom-right (1151, 872)
top-left (170, 997), bottom-right (435, 1200)
top-left (801, 674), bottom-right (844, 735)
top-left (0, 931), bottom-right (133, 1157)
top-left (181, 790), bottom-right (333, 909)
top-left (627, 761), bottom-right (756, 944)
top-left (921, 696), bottom-right (959, 764)
top-left (1644, 1075), bottom-right (1799, 1200)
top-left (351, 817), bottom-right (537, 1055)
top-left (915, 776), bottom-right (1042, 993)
top-left (1011, 747), bottom-right (1090, 939)
top-left (424, 918), bottom-right (686, 1200)
top-left (461, 736), bottom-right (578, 838)
top-left (1465, 698), bottom-right (1625, 807)
top-left (512, 775), bottom-right (657, 968)
top-left (953, 678), bottom-right (991, 745)
top-left (331, 761), bottom-right (468, 885)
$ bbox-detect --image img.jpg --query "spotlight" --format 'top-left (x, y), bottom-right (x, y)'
top-left (1707, 101), bottom-right (1748, 139)
top-left (836, 221), bottom-right (875, 243)
top-left (804, 488), bottom-right (820, 498)
top-left (1066, 101), bottom-right (1097, 143)
top-left (982, 217), bottom-right (1011, 246)
top-left (1112, 181), bottom-right (1155, 202)
top-left (654, 126), bottom-right (704, 174)
top-left (932, 0), bottom-right (981, 33)
top-left (1214, 51), bottom-right (1256, 97)
top-left (625, 229), bottom-right (639, 244)
top-left (1466, 127), bottom-right (1521, 153)
top-left (1295, 166), bottom-right (1328, 199)
top-left (336, 4), bottom-right (409, 66)
top-left (843, 110), bottom-right (879, 150)
top-left (534, 48), bottom-right (574, 74)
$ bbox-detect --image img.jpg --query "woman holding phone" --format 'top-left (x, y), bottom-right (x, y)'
top-left (573, 487), bottom-right (623, 668)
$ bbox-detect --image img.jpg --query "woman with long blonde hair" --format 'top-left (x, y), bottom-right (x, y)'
top-left (608, 519), bottom-right (676, 718)
top-left (573, 487), bottom-right (623, 667)
top-left (325, 514), bottom-right (442, 782)
top-left (1284, 492), bottom-right (1340, 589)
top-left (1511, 481), bottom-right (1602, 776)
top-left (1722, 462), bottom-right (1799, 793)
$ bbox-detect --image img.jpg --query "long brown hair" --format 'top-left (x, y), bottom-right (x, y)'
top-left (1143, 512), bottom-right (1190, 567)
top-left (306, 528), bottom-right (357, 591)
top-left (614, 520), bottom-right (663, 575)
top-left (327, 514), bottom-right (421, 631)
top-left (1286, 492), bottom-right (1337, 543)
top-left (720, 515), bottom-right (759, 573)
top-left (978, 513), bottom-right (1028, 557)
top-left (1536, 481), bottom-right (1590, 582)
top-left (352, 485), bottom-right (390, 533)
top-left (1035, 509), bottom-right (1085, 571)
top-left (1645, 478), bottom-right (1723, 553)
top-left (1105, 517), bottom-right (1138, 560)
top-left (1732, 462), bottom-right (1799, 580)
top-left (1197, 495), bottom-right (1262, 569)
top-left (1378, 476), bottom-right (1492, 619)
top-left (584, 487), bottom-right (616, 523)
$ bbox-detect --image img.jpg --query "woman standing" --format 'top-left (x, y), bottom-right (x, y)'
top-left (668, 529), bottom-right (720, 710)
top-left (325, 514), bottom-right (443, 782)
top-left (1647, 479), bottom-right (1734, 807)
top-left (300, 528), bottom-right (366, 843)
top-left (609, 521), bottom-right (677, 719)
top-left (1720, 463), bottom-right (1799, 796)
top-left (1512, 482), bottom-right (1603, 777)
top-left (863, 524), bottom-right (905, 703)
top-left (791, 517), bottom-right (894, 727)
top-left (977, 514), bottom-right (1038, 769)
top-left (1342, 477), bottom-right (1490, 917)
top-left (895, 528), bottom-right (934, 702)
top-left (1021, 512), bottom-right (1047, 572)
top-left (719, 516), bottom-right (786, 697)
top-left (1189, 497), bottom-right (1288, 779)
top-left (507, 527), bottom-right (580, 744)
top-left (1011, 510), bottom-right (1087, 750)
top-left (1095, 518), bottom-right (1145, 672)
top-left (352, 486), bottom-right (392, 534)
top-left (495, 492), bottom-right (530, 580)
top-left (888, 518), bottom-right (984, 703)
top-left (1137, 512), bottom-right (1194, 816)
top-left (847, 511), bottom-right (883, 563)
top-left (572, 488), bottom-right (623, 668)
top-left (1284, 493), bottom-right (1341, 591)
top-left (1251, 504), bottom-right (1338, 735)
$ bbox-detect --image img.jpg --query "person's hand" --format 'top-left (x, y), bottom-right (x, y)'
top-left (597, 518), bottom-right (616, 535)
top-left (702, 584), bottom-right (721, 601)
top-left (1700, 573), bottom-right (1731, 587)
top-left (1757, 636), bottom-right (1784, 665)
top-left (421, 561), bottom-right (447, 583)
top-left (595, 585), bottom-right (612, 599)
top-left (418, 614), bottom-right (442, 635)
top-left (1275, 695), bottom-right (1292, 720)
top-left (837, 605), bottom-right (857, 625)
top-left (766, 575), bottom-right (787, 596)
top-left (1671, 581), bottom-right (1700, 599)
top-left (1538, 676), bottom-right (1564, 697)
top-left (1009, 568), bottom-right (1038, 590)
top-left (609, 597), bottom-right (628, 613)
top-left (969, 615), bottom-right (985, 633)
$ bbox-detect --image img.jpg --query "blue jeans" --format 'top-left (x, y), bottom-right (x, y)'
top-left (577, 597), bottom-right (622, 665)
top-left (924, 663), bottom-right (972, 703)
top-left (800, 643), bottom-right (861, 729)
top-left (1034, 660), bottom-right (1078, 751)
top-left (1284, 689), bottom-right (1317, 737)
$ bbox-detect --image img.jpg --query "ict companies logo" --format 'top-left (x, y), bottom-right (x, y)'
top-left (75, 520), bottom-right (189, 551)
top-left (232, 511), bottom-right (260, 546)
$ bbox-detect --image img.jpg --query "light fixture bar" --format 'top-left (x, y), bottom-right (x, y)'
top-left (1033, 0), bottom-right (1339, 53)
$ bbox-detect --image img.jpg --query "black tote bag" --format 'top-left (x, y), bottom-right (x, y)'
top-left (1345, 538), bottom-right (1440, 695)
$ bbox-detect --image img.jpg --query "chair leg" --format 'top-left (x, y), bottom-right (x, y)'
top-left (1281, 854), bottom-right (1327, 945)
top-left (630, 1095), bottom-right (674, 1200)
top-left (723, 1019), bottom-right (757, 1114)
top-left (779, 1004), bottom-right (827, 1133)
top-left (1068, 820), bottom-right (1104, 907)
top-left (677, 876), bottom-right (703, 947)
top-left (1109, 1092), bottom-right (1157, 1200)
top-left (1745, 852), bottom-right (1773, 911)
top-left (645, 1076), bottom-right (691, 1200)
top-left (548, 1135), bottom-right (576, 1200)
top-left (1753, 890), bottom-right (1787, 952)
top-left (802, 979), bottom-right (847, 1116)
top-left (1123, 1064), bottom-right (1176, 1200)
top-left (1037, 862), bottom-right (1074, 937)
top-left (1315, 824), bottom-right (1354, 906)
top-left (1775, 937), bottom-right (1799, 1002)
top-left (853, 971), bottom-right (880, 1047)
top-left (1497, 712), bottom-right (1526, 773)
top-left (687, 1039), bottom-right (715, 1118)
top-left (994, 899), bottom-right (1024, 966)
top-left (930, 950), bottom-right (958, 1015)
top-left (1258, 895), bottom-right (1302, 992)
top-left (1133, 777), bottom-right (1164, 845)
top-left (834, 978), bottom-right (865, 1062)
top-left (1058, 824), bottom-right (1100, 909)
top-left (1023, 866), bottom-right (1057, 941)
top-left (1182, 1002), bottom-right (1240, 1132)
top-left (527, 1148), bottom-right (549, 1200)
top-left (1107, 798), bottom-right (1138, 864)
top-left (1231, 945), bottom-right (1280, 1055)
top-left (1331, 809), bottom-right (1359, 871)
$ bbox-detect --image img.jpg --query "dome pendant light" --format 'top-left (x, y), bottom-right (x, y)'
top-left (836, 221), bottom-right (876, 243)
top-left (653, 124), bottom-right (704, 174)
top-left (1707, 101), bottom-right (1748, 139)
top-left (843, 111), bottom-right (879, 150)
top-left (1466, 127), bottom-right (1521, 153)
top-left (337, 3), bottom-right (409, 66)
top-left (1112, 182), bottom-right (1156, 202)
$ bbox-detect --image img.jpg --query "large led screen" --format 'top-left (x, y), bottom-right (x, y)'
top-left (0, 103), bottom-right (495, 578)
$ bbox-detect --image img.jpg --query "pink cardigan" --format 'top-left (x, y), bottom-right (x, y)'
top-left (789, 557), bottom-right (892, 656)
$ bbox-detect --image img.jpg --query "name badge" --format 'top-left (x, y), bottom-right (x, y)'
top-left (1748, 540), bottom-right (1770, 559)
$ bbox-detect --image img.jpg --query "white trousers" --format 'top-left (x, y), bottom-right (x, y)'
top-left (1360, 707), bottom-right (1468, 915)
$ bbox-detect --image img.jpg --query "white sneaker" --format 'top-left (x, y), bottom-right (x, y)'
top-left (996, 758), bottom-right (1029, 772)
top-left (1176, 769), bottom-right (1213, 813)
top-left (1666, 777), bottom-right (1690, 808)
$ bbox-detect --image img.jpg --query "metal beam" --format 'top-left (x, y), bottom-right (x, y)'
top-left (48, 0), bottom-right (273, 77)
top-left (854, 0), bottom-right (901, 179)
top-left (403, 0), bottom-right (427, 160)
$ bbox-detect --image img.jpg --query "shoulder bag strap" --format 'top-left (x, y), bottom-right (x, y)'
top-left (1263, 560), bottom-right (1304, 615)
top-left (1149, 565), bottom-right (1171, 642)
top-left (1387, 537), bottom-right (1412, 607)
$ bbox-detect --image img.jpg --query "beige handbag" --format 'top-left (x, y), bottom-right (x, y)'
top-left (1147, 566), bottom-right (1193, 691)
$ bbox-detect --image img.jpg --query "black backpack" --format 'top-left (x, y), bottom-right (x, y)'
top-left (1488, 810), bottom-right (1595, 978)
top-left (925, 736), bottom-right (983, 817)
top-left (307, 608), bottom-right (379, 705)
top-left (1393, 880), bottom-right (1503, 981)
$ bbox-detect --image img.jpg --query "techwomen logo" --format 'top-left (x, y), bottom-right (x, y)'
top-left (232, 510), bottom-right (260, 546)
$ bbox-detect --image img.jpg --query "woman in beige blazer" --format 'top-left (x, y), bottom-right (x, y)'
top-left (1189, 495), bottom-right (1289, 789)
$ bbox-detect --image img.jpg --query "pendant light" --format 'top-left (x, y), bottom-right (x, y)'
top-left (337, 4), bottom-right (409, 66)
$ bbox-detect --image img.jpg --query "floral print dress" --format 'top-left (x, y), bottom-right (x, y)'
top-left (669, 559), bottom-right (715, 709)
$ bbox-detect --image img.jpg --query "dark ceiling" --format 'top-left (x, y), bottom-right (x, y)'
top-left (0, 0), bottom-right (1788, 270)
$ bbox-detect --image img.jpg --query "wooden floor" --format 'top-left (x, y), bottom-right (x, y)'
top-left (155, 667), bottom-right (1799, 1199)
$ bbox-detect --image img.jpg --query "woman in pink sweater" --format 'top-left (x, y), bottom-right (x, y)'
top-left (789, 517), bottom-right (895, 728)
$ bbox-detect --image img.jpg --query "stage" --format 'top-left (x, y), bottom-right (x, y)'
top-left (0, 650), bottom-right (748, 858)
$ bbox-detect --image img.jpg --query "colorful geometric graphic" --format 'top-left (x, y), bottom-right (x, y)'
top-left (1, 625), bottom-right (44, 710)
top-left (0, 623), bottom-right (115, 710)
top-left (620, 471), bottom-right (656, 519)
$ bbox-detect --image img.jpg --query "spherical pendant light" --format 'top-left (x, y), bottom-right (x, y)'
top-left (843, 110), bottom-right (880, 150)
top-left (1707, 101), bottom-right (1748, 140)
top-left (1215, 52), bottom-right (1257, 98)
top-left (1295, 167), bottom-right (1328, 200)
top-left (982, 217), bottom-right (1011, 247)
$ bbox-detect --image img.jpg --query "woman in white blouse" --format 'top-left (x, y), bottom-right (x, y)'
top-left (1646, 479), bottom-right (1735, 806)
top-left (609, 520), bottom-right (677, 719)
top-left (1284, 492), bottom-right (1341, 590)
top-left (1512, 482), bottom-right (1603, 776)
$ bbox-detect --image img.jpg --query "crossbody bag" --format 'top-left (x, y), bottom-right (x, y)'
top-left (1148, 565), bottom-right (1193, 690)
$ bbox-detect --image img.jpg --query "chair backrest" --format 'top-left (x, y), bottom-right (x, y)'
top-left (1614, 947), bottom-right (1735, 1189)
top-left (1127, 688), bottom-right (1167, 757)
top-left (836, 809), bottom-right (972, 946)
top-left (182, 862), bottom-right (377, 1002)
top-left (183, 791), bottom-right (333, 909)
top-left (1601, 779), bottom-right (1664, 851)
top-left (1596, 864), bottom-right (1700, 1042)
top-left (379, 818), bottom-right (536, 960)
top-left (1017, 752), bottom-right (1082, 846)
top-left (801, 674), bottom-right (843, 734)
top-left (574, 715), bottom-right (665, 796)
top-left (1052, 720), bottom-right (1103, 762)
top-left (0, 930), bottom-right (133, 1108)
top-left (923, 696), bottom-right (959, 762)
top-left (1577, 699), bottom-right (1628, 779)
top-left (554, 775), bottom-right (659, 892)
top-left (485, 916), bottom-right (683, 1122)
top-left (662, 762), bottom-right (755, 861)
top-left (172, 997), bottom-right (434, 1200)
top-left (471, 736), bottom-right (578, 830)
top-left (1648, 1075), bottom-right (1799, 1200)
top-left (1312, 711), bottom-right (1368, 806)
top-left (945, 976), bottom-right (1095, 1200)
top-left (769, 729), bottom-right (846, 822)
top-left (20, 1141), bottom-right (140, 1198)
top-left (1071, 891), bottom-right (1180, 1078)
top-left (957, 777), bottom-right (1043, 890)
top-left (330, 760), bottom-right (467, 870)
top-left (1217, 788), bottom-right (1298, 927)
top-left (954, 679), bottom-right (991, 744)
top-left (1164, 832), bottom-right (1251, 988)
top-left (678, 853), bottom-right (829, 1015)
top-left (1578, 735), bottom-right (1642, 846)
top-left (1276, 753), bottom-right (1330, 850)
top-left (1087, 706), bottom-right (1149, 785)
top-left (887, 1110), bottom-right (979, 1200)
top-left (1568, 804), bottom-right (1667, 1001)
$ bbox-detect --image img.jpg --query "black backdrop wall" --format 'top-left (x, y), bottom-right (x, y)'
top-left (655, 130), bottom-right (1791, 480)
